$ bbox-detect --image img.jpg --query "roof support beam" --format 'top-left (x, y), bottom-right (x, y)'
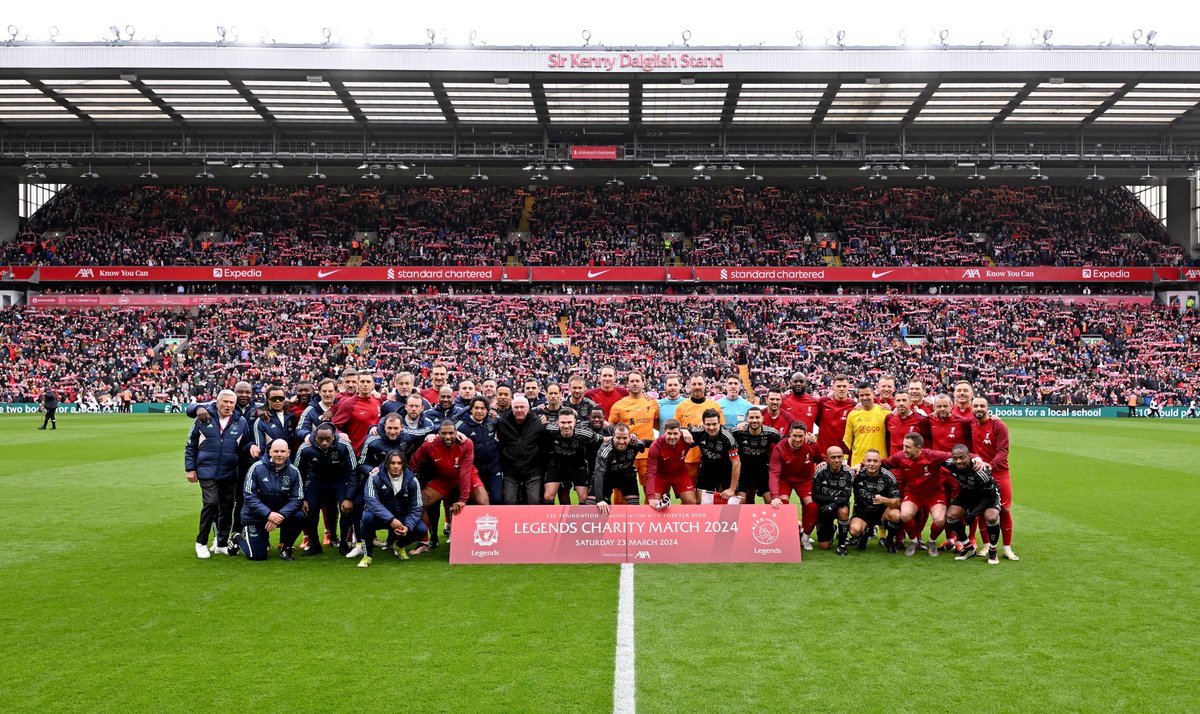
top-left (428, 81), bottom-right (459, 126)
top-left (326, 78), bottom-right (371, 131)
top-left (228, 78), bottom-right (277, 126)
top-left (26, 78), bottom-right (94, 125)
top-left (719, 81), bottom-right (741, 126)
top-left (900, 82), bottom-right (939, 127)
top-left (810, 80), bottom-right (841, 125)
top-left (1071, 80), bottom-right (1138, 138)
top-left (530, 81), bottom-right (551, 126)
top-left (129, 79), bottom-right (187, 127)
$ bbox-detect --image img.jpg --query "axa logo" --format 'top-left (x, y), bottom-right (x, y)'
top-left (1185, 269), bottom-right (1200, 280)
top-left (961, 269), bottom-right (981, 279)
top-left (74, 268), bottom-right (95, 278)
top-left (634, 550), bottom-right (651, 559)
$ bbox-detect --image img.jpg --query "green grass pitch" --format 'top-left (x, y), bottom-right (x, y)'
top-left (1, 414), bottom-right (1196, 712)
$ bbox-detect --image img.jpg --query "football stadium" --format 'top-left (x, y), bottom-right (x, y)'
top-left (2, 5), bottom-right (1199, 711)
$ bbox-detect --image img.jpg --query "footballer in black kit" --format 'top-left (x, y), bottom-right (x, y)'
top-left (942, 444), bottom-right (1004, 563)
top-left (810, 448), bottom-right (853, 550)
top-left (683, 408), bottom-right (742, 498)
top-left (731, 407), bottom-right (782, 503)
top-left (846, 449), bottom-right (903, 554)
top-left (541, 411), bottom-right (603, 504)
top-left (588, 423), bottom-right (645, 507)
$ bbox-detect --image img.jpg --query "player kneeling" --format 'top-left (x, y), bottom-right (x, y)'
top-left (809, 447), bottom-right (853, 553)
top-left (236, 439), bottom-right (306, 561)
top-left (942, 444), bottom-right (1004, 565)
top-left (358, 450), bottom-right (428, 567)
top-left (843, 449), bottom-right (903, 555)
top-left (409, 421), bottom-right (490, 555)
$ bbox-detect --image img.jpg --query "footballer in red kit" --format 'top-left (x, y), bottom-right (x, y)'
top-left (879, 433), bottom-right (984, 557)
top-left (884, 393), bottom-right (932, 456)
top-left (583, 364), bottom-right (630, 420)
top-left (762, 386), bottom-right (800, 432)
top-left (951, 380), bottom-right (975, 420)
top-left (769, 421), bottom-right (824, 549)
top-left (971, 398), bottom-right (1018, 560)
top-left (646, 420), bottom-right (696, 504)
top-left (875, 374), bottom-right (897, 410)
top-left (330, 371), bottom-right (383, 452)
top-left (816, 374), bottom-right (856, 455)
top-left (781, 373), bottom-right (822, 431)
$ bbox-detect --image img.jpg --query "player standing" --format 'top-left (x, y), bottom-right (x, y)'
top-left (970, 398), bottom-right (1018, 561)
top-left (843, 383), bottom-right (890, 466)
top-left (609, 371), bottom-right (659, 494)
top-left (816, 375), bottom-right (856, 455)
top-left (781, 373), bottom-right (821, 431)
top-left (584, 365), bottom-right (629, 420)
top-left (681, 408), bottom-right (742, 502)
top-left (731, 406), bottom-right (782, 503)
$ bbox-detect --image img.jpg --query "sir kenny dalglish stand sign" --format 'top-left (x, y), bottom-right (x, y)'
top-left (450, 504), bottom-right (802, 564)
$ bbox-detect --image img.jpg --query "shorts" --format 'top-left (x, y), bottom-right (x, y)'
top-left (695, 466), bottom-right (733, 494)
top-left (739, 465), bottom-right (770, 496)
top-left (902, 490), bottom-right (947, 511)
top-left (851, 507), bottom-right (885, 528)
top-left (602, 471), bottom-right (642, 505)
top-left (427, 473), bottom-right (485, 500)
top-left (993, 472), bottom-right (1013, 509)
top-left (775, 478), bottom-right (812, 501)
top-left (653, 474), bottom-right (695, 498)
top-left (813, 496), bottom-right (843, 542)
top-left (953, 486), bottom-right (1002, 517)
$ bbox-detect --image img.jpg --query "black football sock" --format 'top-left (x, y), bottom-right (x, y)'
top-left (986, 522), bottom-right (1001, 550)
top-left (884, 520), bottom-right (901, 544)
top-left (837, 519), bottom-right (849, 546)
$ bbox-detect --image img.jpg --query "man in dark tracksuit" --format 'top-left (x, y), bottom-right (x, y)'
top-left (253, 386), bottom-right (297, 454)
top-left (497, 397), bottom-right (547, 505)
top-left (358, 450), bottom-right (427, 566)
top-left (184, 390), bottom-right (250, 558)
top-left (187, 382), bottom-right (262, 534)
top-left (294, 423), bottom-right (359, 556)
top-left (39, 388), bottom-right (59, 430)
top-left (236, 439), bottom-right (306, 561)
top-left (456, 396), bottom-right (504, 505)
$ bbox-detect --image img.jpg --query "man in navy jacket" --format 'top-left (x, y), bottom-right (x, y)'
top-left (357, 450), bottom-right (427, 567)
top-left (294, 423), bottom-right (359, 556)
top-left (236, 439), bottom-right (306, 560)
top-left (184, 390), bottom-right (250, 559)
top-left (457, 396), bottom-right (503, 504)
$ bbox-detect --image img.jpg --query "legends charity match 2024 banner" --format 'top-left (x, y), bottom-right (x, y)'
top-left (450, 504), bottom-right (802, 564)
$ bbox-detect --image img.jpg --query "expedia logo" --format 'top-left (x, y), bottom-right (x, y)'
top-left (213, 267), bottom-right (263, 279)
top-left (1083, 269), bottom-right (1131, 280)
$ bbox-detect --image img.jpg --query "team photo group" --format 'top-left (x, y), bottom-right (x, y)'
top-left (183, 362), bottom-right (1017, 568)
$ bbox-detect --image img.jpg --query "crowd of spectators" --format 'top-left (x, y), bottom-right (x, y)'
top-left (3, 295), bottom-right (1195, 408)
top-left (2, 184), bottom-right (1187, 268)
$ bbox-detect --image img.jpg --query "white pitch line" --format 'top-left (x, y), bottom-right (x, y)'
top-left (613, 562), bottom-right (636, 714)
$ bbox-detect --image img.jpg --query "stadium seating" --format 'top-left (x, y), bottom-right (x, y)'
top-left (3, 296), bottom-right (1195, 407)
top-left (3, 184), bottom-right (1185, 268)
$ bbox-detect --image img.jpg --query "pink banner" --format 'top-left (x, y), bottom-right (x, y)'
top-left (30, 265), bottom-right (503, 283)
top-left (449, 504), bottom-right (802, 564)
top-left (680, 266), bottom-right (1162, 283)
top-left (8, 264), bottom-right (1172, 284)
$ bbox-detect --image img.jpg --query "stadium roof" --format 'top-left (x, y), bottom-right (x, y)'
top-left (3, 43), bottom-right (1200, 181)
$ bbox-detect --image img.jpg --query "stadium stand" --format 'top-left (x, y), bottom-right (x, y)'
top-left (3, 296), bottom-right (1195, 407)
top-left (3, 184), bottom-right (1187, 268)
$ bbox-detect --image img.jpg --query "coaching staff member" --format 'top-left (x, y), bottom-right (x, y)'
top-left (497, 396), bottom-right (546, 504)
top-left (38, 387), bottom-right (59, 430)
top-left (185, 389), bottom-right (249, 559)
top-left (236, 439), bottom-right (306, 561)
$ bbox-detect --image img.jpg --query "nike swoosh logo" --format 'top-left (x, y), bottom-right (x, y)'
top-left (317, 269), bottom-right (341, 278)
top-left (870, 270), bottom-right (895, 279)
top-left (587, 270), bottom-right (611, 278)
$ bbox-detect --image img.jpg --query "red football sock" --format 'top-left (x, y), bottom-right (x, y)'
top-left (1000, 509), bottom-right (1013, 546)
top-left (801, 501), bottom-right (818, 535)
top-left (904, 520), bottom-right (921, 540)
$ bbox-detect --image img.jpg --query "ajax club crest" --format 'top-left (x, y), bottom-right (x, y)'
top-left (473, 513), bottom-right (499, 547)
top-left (751, 513), bottom-right (780, 546)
